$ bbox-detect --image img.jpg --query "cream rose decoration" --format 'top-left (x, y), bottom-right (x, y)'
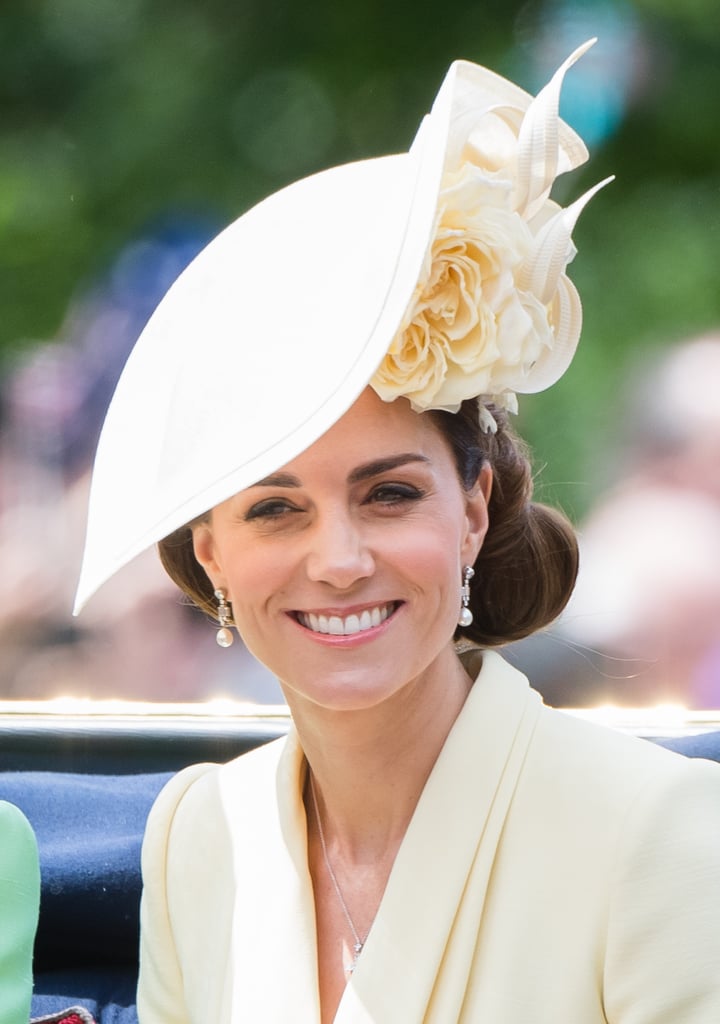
top-left (371, 41), bottom-right (611, 429)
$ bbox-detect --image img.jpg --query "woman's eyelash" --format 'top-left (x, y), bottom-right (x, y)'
top-left (244, 483), bottom-right (425, 519)
top-left (367, 483), bottom-right (425, 504)
top-left (244, 499), bottom-right (299, 521)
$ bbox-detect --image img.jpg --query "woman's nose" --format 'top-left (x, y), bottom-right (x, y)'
top-left (304, 513), bottom-right (374, 589)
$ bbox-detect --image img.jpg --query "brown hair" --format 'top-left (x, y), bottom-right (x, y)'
top-left (429, 401), bottom-right (579, 646)
top-left (158, 518), bottom-right (218, 620)
top-left (158, 400), bottom-right (579, 644)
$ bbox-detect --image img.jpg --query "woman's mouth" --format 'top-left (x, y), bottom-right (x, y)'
top-left (295, 602), bottom-right (397, 637)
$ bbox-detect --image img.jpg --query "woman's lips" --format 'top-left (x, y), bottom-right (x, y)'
top-left (295, 602), bottom-right (398, 637)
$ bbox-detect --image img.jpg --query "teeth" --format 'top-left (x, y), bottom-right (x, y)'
top-left (298, 604), bottom-right (393, 636)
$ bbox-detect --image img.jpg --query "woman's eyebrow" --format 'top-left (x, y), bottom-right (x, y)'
top-left (251, 472), bottom-right (302, 488)
top-left (250, 454), bottom-right (430, 490)
top-left (348, 453), bottom-right (430, 484)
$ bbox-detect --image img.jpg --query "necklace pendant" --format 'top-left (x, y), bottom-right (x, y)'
top-left (347, 943), bottom-right (363, 974)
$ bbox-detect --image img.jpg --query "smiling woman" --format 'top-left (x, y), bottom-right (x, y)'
top-left (188, 388), bottom-right (491, 715)
top-left (73, 42), bottom-right (720, 1024)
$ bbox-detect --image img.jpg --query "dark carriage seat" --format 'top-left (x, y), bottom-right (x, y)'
top-left (0, 715), bottom-right (718, 1024)
top-left (0, 711), bottom-right (289, 1023)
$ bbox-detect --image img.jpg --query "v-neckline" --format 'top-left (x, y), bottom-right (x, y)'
top-left (219, 651), bottom-right (540, 1023)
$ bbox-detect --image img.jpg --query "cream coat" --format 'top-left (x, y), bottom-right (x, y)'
top-left (137, 651), bottom-right (720, 1022)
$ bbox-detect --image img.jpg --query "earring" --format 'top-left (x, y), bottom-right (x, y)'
top-left (214, 588), bottom-right (235, 647)
top-left (458, 566), bottom-right (475, 627)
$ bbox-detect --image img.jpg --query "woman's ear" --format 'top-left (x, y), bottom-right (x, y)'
top-left (191, 520), bottom-right (223, 587)
top-left (462, 463), bottom-right (493, 565)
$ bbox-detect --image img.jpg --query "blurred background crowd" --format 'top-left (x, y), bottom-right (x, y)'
top-left (0, 0), bottom-right (718, 707)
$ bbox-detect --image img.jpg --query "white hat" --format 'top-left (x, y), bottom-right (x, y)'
top-left (75, 40), bottom-right (606, 613)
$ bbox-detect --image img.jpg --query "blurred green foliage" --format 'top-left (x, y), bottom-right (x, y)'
top-left (1, 0), bottom-right (718, 516)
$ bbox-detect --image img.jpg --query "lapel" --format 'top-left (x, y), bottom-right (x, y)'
top-left (220, 730), bottom-right (321, 1022)
top-left (335, 651), bottom-right (541, 1023)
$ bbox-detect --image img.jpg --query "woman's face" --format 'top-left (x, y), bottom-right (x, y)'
top-left (192, 388), bottom-right (491, 712)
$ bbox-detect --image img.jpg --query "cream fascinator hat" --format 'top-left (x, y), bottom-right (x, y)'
top-left (74, 39), bottom-right (609, 612)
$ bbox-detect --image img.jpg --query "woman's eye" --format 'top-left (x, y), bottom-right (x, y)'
top-left (367, 483), bottom-right (425, 506)
top-left (244, 499), bottom-right (299, 521)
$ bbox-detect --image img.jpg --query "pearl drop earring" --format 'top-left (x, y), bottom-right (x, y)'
top-left (214, 588), bottom-right (235, 647)
top-left (458, 566), bottom-right (475, 627)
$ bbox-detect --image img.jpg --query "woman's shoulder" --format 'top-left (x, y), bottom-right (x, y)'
top-left (144, 734), bottom-right (291, 844)
top-left (478, 650), bottom-right (720, 803)
top-left (531, 698), bottom-right (720, 824)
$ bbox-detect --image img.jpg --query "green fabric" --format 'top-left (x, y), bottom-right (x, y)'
top-left (0, 800), bottom-right (40, 1024)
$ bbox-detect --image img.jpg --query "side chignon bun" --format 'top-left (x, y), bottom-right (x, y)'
top-left (430, 401), bottom-right (579, 647)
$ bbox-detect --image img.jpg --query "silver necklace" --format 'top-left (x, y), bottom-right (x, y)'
top-left (309, 773), bottom-right (367, 974)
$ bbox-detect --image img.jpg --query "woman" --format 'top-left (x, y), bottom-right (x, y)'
top-left (74, 42), bottom-right (720, 1022)
top-left (0, 800), bottom-right (40, 1024)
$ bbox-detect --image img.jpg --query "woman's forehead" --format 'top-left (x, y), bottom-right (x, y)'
top-left (277, 390), bottom-right (440, 464)
top-left (241, 391), bottom-right (447, 488)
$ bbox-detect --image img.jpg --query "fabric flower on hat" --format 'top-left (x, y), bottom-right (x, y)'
top-left (372, 40), bottom-right (611, 429)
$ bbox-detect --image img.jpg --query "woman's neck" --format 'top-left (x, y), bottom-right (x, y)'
top-left (288, 646), bottom-right (475, 861)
